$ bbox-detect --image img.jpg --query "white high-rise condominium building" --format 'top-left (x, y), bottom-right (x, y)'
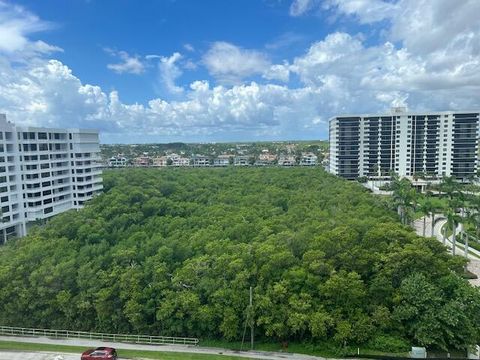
top-left (329, 108), bottom-right (480, 180)
top-left (0, 114), bottom-right (103, 243)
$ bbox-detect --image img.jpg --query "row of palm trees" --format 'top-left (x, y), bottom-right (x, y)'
top-left (390, 174), bottom-right (480, 257)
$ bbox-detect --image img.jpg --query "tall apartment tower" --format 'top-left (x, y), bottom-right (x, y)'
top-left (0, 114), bottom-right (103, 243)
top-left (329, 109), bottom-right (480, 180)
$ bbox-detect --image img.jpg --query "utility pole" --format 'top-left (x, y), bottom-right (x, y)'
top-left (250, 286), bottom-right (254, 350)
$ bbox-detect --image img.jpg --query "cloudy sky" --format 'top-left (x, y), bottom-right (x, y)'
top-left (0, 0), bottom-right (479, 143)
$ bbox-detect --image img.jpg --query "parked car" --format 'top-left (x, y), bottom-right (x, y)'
top-left (81, 347), bottom-right (118, 360)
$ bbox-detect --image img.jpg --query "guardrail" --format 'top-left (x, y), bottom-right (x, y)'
top-left (0, 326), bottom-right (199, 346)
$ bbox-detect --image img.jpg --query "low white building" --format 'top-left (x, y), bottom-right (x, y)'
top-left (170, 153), bottom-right (190, 167)
top-left (108, 154), bottom-right (127, 167)
top-left (134, 153), bottom-right (152, 167)
top-left (256, 152), bottom-right (277, 166)
top-left (234, 155), bottom-right (251, 166)
top-left (214, 155), bottom-right (231, 167)
top-left (278, 154), bottom-right (296, 166)
top-left (300, 152), bottom-right (317, 166)
top-left (0, 114), bottom-right (103, 242)
top-left (192, 155), bottom-right (210, 167)
top-left (153, 156), bottom-right (168, 167)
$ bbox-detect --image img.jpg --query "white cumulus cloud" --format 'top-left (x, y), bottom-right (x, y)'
top-left (1, 0), bottom-right (480, 143)
top-left (0, 0), bottom-right (61, 60)
top-left (289, 0), bottom-right (319, 16)
top-left (322, 0), bottom-right (397, 23)
top-left (0, 0), bottom-right (51, 53)
top-left (106, 49), bottom-right (145, 74)
top-left (203, 42), bottom-right (271, 84)
top-left (158, 52), bottom-right (184, 94)
top-left (263, 63), bottom-right (290, 82)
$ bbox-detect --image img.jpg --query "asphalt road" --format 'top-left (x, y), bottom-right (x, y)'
top-left (414, 215), bottom-right (480, 286)
top-left (0, 352), bottom-right (78, 360)
top-left (0, 336), bottom-right (325, 360)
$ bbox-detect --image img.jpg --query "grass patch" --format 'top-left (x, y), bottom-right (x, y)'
top-left (439, 224), bottom-right (480, 259)
top-left (457, 233), bottom-right (480, 252)
top-left (0, 340), bottom-right (252, 360)
top-left (0, 338), bottom-right (411, 359)
top-left (200, 339), bottom-right (344, 357)
top-left (199, 339), bottom-right (409, 358)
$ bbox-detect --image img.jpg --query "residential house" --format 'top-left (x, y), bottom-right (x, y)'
top-left (278, 154), bottom-right (296, 166)
top-left (134, 153), bottom-right (152, 167)
top-left (153, 156), bottom-right (169, 167)
top-left (192, 155), bottom-right (210, 167)
top-left (300, 152), bottom-right (318, 166)
top-left (170, 153), bottom-right (190, 167)
top-left (256, 152), bottom-right (277, 166)
top-left (214, 154), bottom-right (232, 167)
top-left (108, 154), bottom-right (127, 167)
top-left (234, 155), bottom-right (251, 166)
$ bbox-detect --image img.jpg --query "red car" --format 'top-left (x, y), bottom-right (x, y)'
top-left (81, 347), bottom-right (118, 360)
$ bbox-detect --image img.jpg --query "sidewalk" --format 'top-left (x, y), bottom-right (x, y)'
top-left (0, 336), bottom-right (325, 360)
top-left (414, 216), bottom-right (480, 286)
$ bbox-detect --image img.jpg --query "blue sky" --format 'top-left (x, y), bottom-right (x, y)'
top-left (16, 0), bottom-right (336, 102)
top-left (1, 0), bottom-right (480, 143)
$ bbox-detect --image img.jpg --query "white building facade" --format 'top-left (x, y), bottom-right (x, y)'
top-left (329, 109), bottom-right (480, 180)
top-left (0, 114), bottom-right (103, 243)
top-left (300, 152), bottom-right (318, 166)
top-left (108, 155), bottom-right (127, 167)
top-left (214, 155), bottom-right (231, 167)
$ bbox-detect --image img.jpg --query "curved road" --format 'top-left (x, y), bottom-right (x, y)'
top-left (414, 216), bottom-right (480, 286)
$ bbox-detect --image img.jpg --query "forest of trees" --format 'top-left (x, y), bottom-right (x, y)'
top-left (0, 168), bottom-right (479, 352)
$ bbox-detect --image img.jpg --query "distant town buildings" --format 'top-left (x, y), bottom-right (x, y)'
top-left (256, 151), bottom-right (277, 166)
top-left (329, 108), bottom-right (480, 180)
top-left (278, 154), bottom-right (296, 166)
top-left (108, 154), bottom-right (127, 167)
top-left (169, 153), bottom-right (189, 167)
top-left (134, 153), bottom-right (152, 167)
top-left (234, 155), bottom-right (251, 166)
top-left (103, 142), bottom-right (326, 169)
top-left (214, 154), bottom-right (231, 167)
top-left (300, 152), bottom-right (318, 166)
top-left (192, 155), bottom-right (210, 167)
top-left (0, 114), bottom-right (102, 241)
top-left (153, 156), bottom-right (168, 167)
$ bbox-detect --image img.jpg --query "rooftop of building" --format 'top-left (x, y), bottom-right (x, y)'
top-left (0, 114), bottom-right (99, 134)
top-left (329, 108), bottom-right (480, 122)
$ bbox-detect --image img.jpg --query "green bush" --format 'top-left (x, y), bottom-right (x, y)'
top-left (366, 334), bottom-right (410, 353)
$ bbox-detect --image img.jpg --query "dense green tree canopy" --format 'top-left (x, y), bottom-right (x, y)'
top-left (0, 168), bottom-right (478, 350)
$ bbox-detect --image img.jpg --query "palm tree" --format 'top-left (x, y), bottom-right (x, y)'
top-left (463, 198), bottom-right (480, 258)
top-left (418, 195), bottom-right (434, 237)
top-left (445, 198), bottom-right (462, 256)
top-left (404, 186), bottom-right (418, 226)
top-left (391, 172), bottom-right (426, 226)
top-left (442, 222), bottom-right (447, 245)
top-left (466, 194), bottom-right (480, 241)
top-left (372, 164), bottom-right (382, 189)
top-left (430, 200), bottom-right (438, 238)
top-left (391, 176), bottom-right (417, 225)
top-left (439, 176), bottom-right (462, 201)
